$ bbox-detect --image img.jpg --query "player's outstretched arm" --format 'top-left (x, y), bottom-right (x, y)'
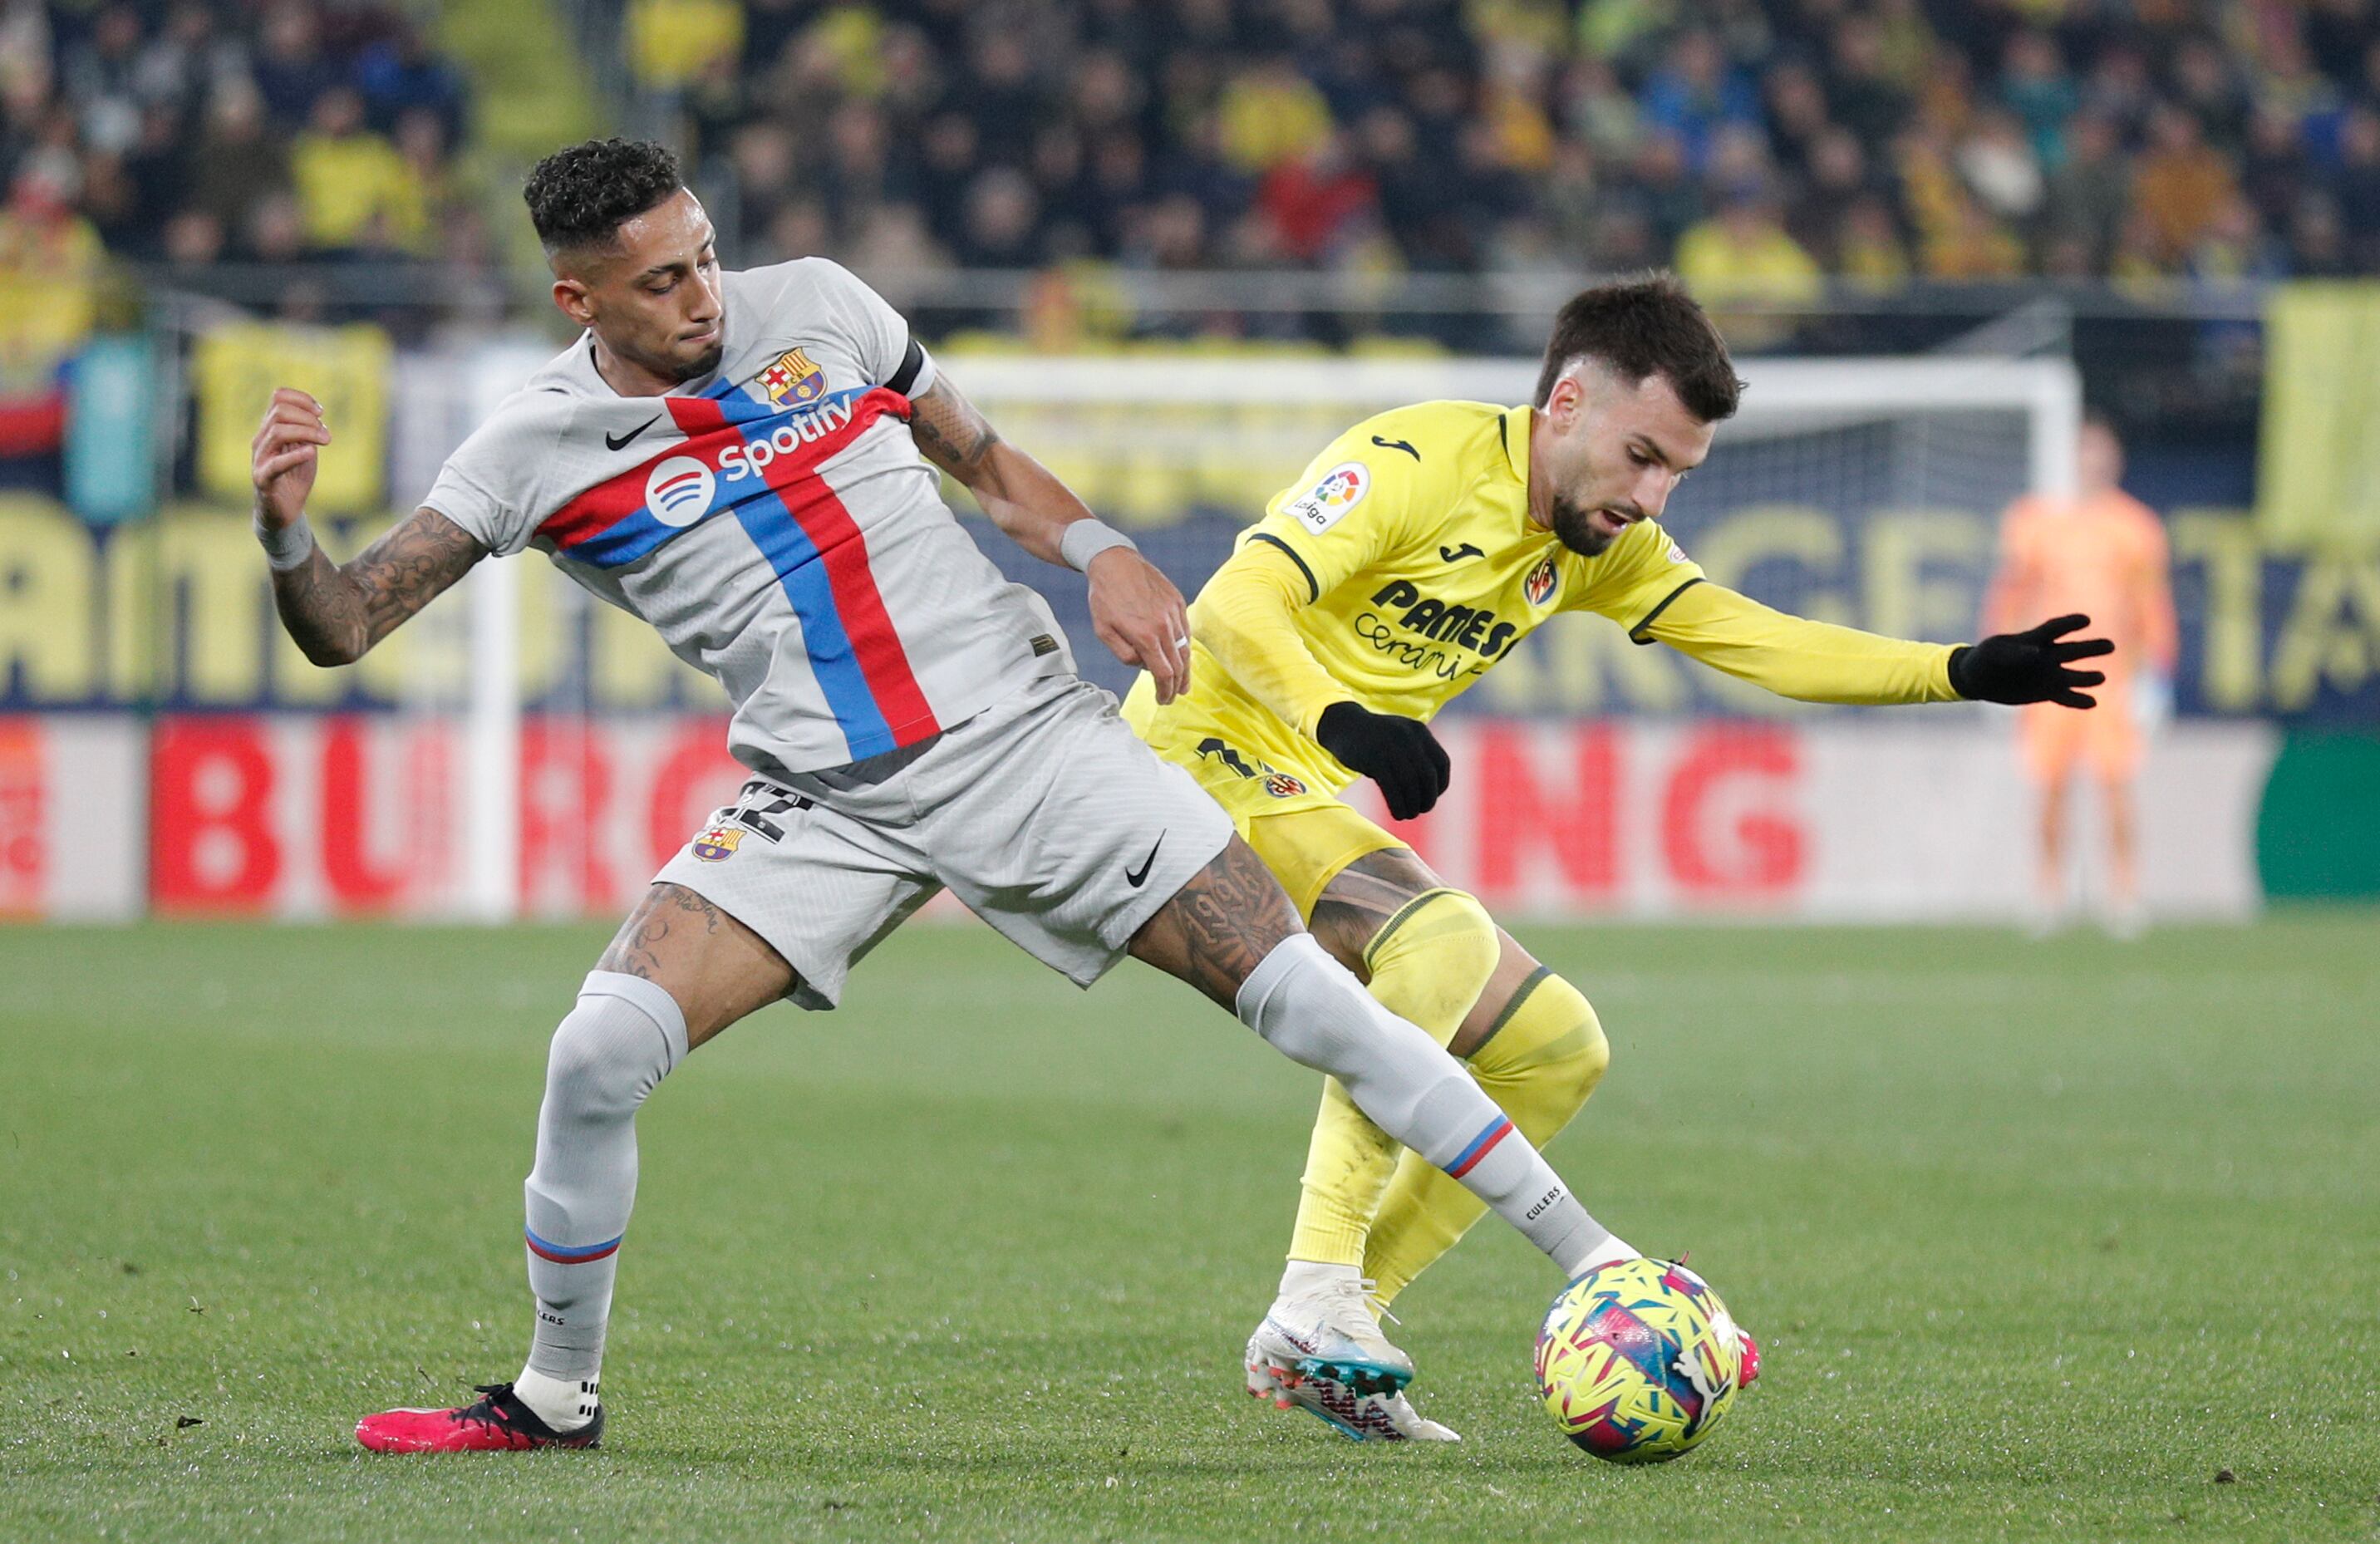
top-left (907, 372), bottom-right (1191, 701)
top-left (1643, 583), bottom-right (2112, 710)
top-left (252, 387), bottom-right (487, 666)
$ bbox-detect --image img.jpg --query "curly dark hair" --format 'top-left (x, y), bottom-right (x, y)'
top-left (1533, 274), bottom-right (1743, 423)
top-left (524, 138), bottom-right (685, 255)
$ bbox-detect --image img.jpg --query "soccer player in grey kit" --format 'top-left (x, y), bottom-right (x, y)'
top-left (248, 140), bottom-right (1644, 1450)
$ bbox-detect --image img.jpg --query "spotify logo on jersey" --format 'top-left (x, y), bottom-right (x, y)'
top-left (645, 456), bottom-right (715, 526)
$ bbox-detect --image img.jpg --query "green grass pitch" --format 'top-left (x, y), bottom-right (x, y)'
top-left (3, 913), bottom-right (2376, 1542)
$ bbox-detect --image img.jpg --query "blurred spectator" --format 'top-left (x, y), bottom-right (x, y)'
top-left (1761, 60), bottom-right (1832, 177)
top-left (288, 86), bottom-right (412, 253)
top-left (1998, 32), bottom-right (2075, 166)
top-left (2240, 104), bottom-right (2311, 237)
top-left (2335, 107), bottom-right (2380, 269)
top-left (1257, 130), bottom-right (1376, 263)
top-left (1673, 180), bottom-right (1820, 347)
top-left (1639, 29), bottom-right (1758, 171)
top-left (1218, 55), bottom-right (1335, 175)
top-left (0, 165), bottom-right (101, 392)
top-left (628, 0), bottom-right (742, 93)
top-left (2041, 112), bottom-right (2131, 268)
top-left (188, 82), bottom-right (289, 248)
top-left (1825, 16), bottom-right (1910, 145)
top-left (354, 21), bottom-right (466, 145)
top-left (1837, 194), bottom-right (1910, 292)
top-left (956, 166), bottom-right (1044, 268)
top-left (2131, 104), bottom-right (2238, 261)
top-left (251, 2), bottom-right (336, 128)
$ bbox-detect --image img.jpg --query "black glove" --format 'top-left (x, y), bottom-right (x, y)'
top-left (1315, 701), bottom-right (1451, 822)
top-left (1949, 614), bottom-right (2114, 708)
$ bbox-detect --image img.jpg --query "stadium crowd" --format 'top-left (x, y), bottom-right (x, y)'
top-left (659, 0), bottom-right (2380, 304)
top-left (0, 2), bottom-right (474, 281)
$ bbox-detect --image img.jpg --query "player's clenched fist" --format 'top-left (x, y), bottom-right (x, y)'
top-left (1087, 546), bottom-right (1193, 705)
top-left (1315, 701), bottom-right (1451, 821)
top-left (252, 387), bottom-right (330, 529)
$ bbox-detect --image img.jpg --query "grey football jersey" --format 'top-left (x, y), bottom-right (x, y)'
top-left (423, 259), bottom-right (1072, 774)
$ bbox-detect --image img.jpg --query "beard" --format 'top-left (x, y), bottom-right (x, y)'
top-left (1549, 494), bottom-right (1619, 556)
top-left (669, 337), bottom-right (726, 383)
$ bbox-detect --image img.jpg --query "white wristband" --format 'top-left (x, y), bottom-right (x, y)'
top-left (1060, 519), bottom-right (1137, 573)
top-left (255, 513), bottom-right (317, 571)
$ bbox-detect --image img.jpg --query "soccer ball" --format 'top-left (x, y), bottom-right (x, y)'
top-left (1534, 1256), bottom-right (1745, 1463)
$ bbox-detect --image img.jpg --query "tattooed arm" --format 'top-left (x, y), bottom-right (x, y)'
top-left (251, 386), bottom-right (487, 666)
top-left (270, 509), bottom-right (485, 666)
top-left (907, 371), bottom-right (1192, 701)
top-left (905, 372), bottom-right (1090, 564)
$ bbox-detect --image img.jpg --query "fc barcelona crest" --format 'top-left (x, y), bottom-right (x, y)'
top-left (693, 825), bottom-right (744, 862)
top-left (755, 347), bottom-right (825, 406)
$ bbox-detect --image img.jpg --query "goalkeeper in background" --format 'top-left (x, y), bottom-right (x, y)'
top-left (1121, 275), bottom-right (2113, 1442)
top-left (1984, 416), bottom-right (2178, 937)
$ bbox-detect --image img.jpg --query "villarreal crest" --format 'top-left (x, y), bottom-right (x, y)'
top-left (1524, 554), bottom-right (1560, 607)
top-left (693, 825), bottom-right (744, 862)
top-left (755, 347), bottom-right (826, 406)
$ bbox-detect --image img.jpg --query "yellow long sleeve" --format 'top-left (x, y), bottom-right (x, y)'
top-left (1641, 581), bottom-right (1962, 705)
top-left (1188, 540), bottom-right (1360, 738)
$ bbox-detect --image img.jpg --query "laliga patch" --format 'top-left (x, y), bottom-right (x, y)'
top-left (692, 825), bottom-right (743, 862)
top-left (1286, 461), bottom-right (1369, 534)
top-left (1666, 538), bottom-right (1689, 563)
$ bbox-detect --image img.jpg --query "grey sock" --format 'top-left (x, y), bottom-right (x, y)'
top-left (1236, 936), bottom-right (1610, 1275)
top-left (519, 971), bottom-right (688, 1387)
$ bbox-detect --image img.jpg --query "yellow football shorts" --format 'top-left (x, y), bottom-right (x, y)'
top-left (1151, 734), bottom-right (1407, 921)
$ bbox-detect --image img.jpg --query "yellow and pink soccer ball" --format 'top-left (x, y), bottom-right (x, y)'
top-left (1534, 1257), bottom-right (1747, 1463)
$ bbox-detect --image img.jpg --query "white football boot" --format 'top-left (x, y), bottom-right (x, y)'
top-left (1244, 1272), bottom-right (1461, 1442)
top-left (1247, 1362), bottom-right (1463, 1443)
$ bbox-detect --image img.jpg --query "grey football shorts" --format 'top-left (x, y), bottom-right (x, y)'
top-left (654, 674), bottom-right (1235, 1010)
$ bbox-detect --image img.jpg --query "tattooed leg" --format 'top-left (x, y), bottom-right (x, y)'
top-left (1127, 835), bottom-right (1306, 1008)
top-left (594, 882), bottom-right (799, 1051)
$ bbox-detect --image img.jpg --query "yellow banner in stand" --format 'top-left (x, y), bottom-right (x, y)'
top-left (194, 320), bottom-right (392, 514)
top-left (2259, 282), bottom-right (2380, 552)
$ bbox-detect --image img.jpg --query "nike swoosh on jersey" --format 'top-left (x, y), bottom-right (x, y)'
top-left (605, 415), bottom-right (662, 451)
top-left (1371, 435), bottom-right (1420, 460)
top-left (1124, 834), bottom-right (1164, 888)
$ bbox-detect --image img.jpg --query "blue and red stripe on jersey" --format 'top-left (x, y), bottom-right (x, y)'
top-left (534, 381), bottom-right (941, 761)
top-left (1443, 1114), bottom-right (1516, 1178)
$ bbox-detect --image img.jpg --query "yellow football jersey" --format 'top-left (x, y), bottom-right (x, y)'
top-left (1123, 400), bottom-right (1703, 800)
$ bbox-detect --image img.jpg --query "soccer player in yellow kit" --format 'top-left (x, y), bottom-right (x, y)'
top-left (1121, 277), bottom-right (2113, 1442)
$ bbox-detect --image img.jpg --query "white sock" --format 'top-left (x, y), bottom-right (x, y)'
top-left (1571, 1232), bottom-right (1640, 1277)
top-left (1237, 936), bottom-right (1615, 1277)
top-left (512, 1365), bottom-right (598, 1432)
top-left (518, 971), bottom-right (688, 1419)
